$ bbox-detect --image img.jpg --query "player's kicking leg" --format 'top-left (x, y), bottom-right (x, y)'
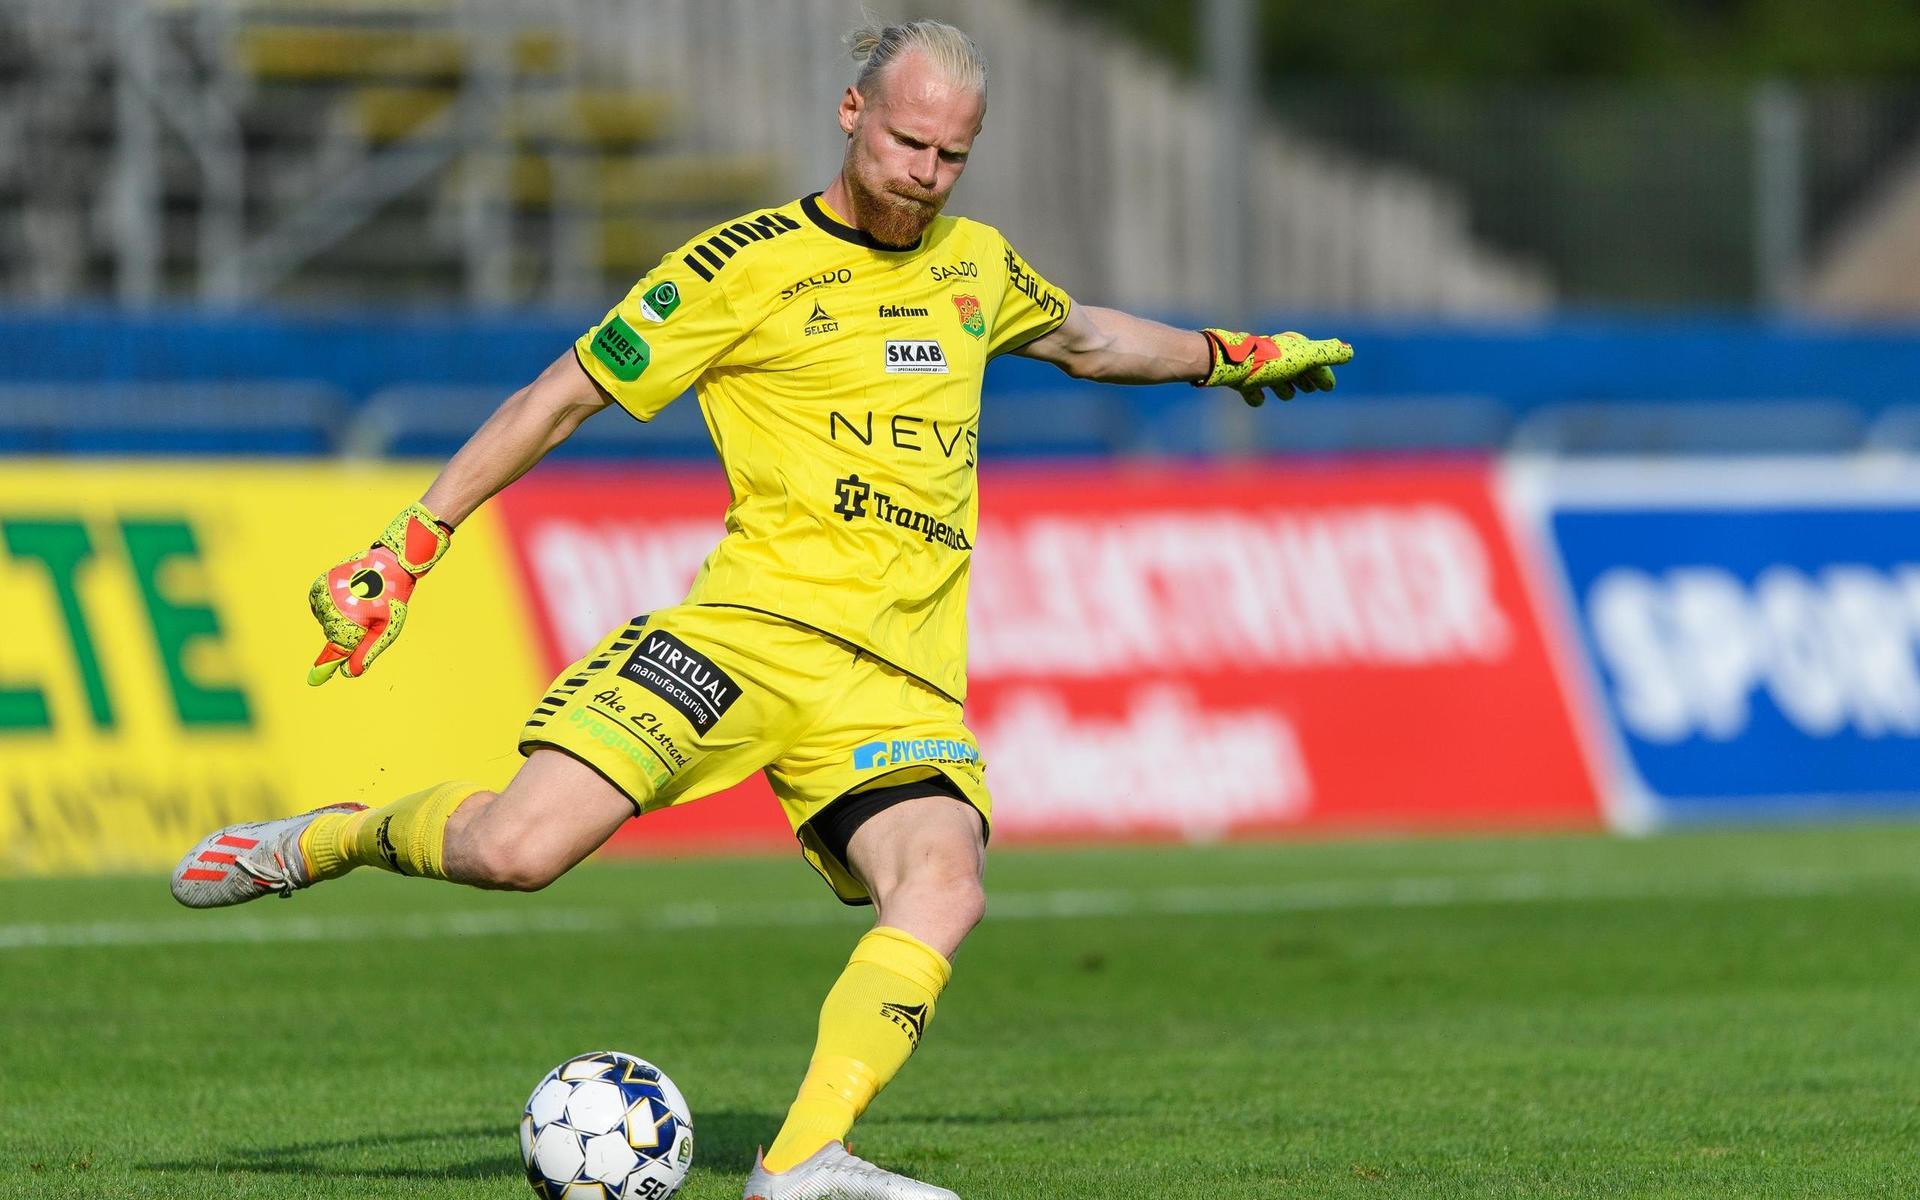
top-left (169, 749), bottom-right (632, 907)
top-left (745, 794), bottom-right (986, 1200)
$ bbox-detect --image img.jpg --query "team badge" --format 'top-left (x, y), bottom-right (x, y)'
top-left (952, 293), bottom-right (985, 339)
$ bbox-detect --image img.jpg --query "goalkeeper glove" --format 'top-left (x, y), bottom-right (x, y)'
top-left (1197, 329), bottom-right (1352, 407)
top-left (307, 502), bottom-right (452, 685)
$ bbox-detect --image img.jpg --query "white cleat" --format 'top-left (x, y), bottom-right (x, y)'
top-left (743, 1143), bottom-right (959, 1200)
top-left (169, 803), bottom-right (367, 909)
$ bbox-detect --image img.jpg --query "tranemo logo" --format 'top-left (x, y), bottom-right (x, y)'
top-left (834, 473), bottom-right (871, 520)
top-left (830, 475), bottom-right (971, 551)
top-left (853, 737), bottom-right (981, 771)
top-left (638, 280), bottom-right (680, 323)
top-left (884, 339), bottom-right (948, 374)
top-left (589, 316), bottom-right (650, 381)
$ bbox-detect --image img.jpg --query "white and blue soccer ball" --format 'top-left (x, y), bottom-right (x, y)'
top-left (520, 1051), bottom-right (694, 1200)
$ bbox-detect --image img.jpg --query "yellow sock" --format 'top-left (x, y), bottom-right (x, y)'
top-left (762, 927), bottom-right (952, 1173)
top-left (299, 781), bottom-right (482, 882)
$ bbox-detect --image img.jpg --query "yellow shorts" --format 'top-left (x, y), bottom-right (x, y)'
top-left (516, 603), bottom-right (990, 903)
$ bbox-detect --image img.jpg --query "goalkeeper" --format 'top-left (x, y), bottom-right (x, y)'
top-left (172, 17), bottom-right (1350, 1200)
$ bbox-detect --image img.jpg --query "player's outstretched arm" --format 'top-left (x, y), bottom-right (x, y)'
top-left (419, 349), bottom-right (612, 527)
top-left (308, 350), bottom-right (610, 685)
top-left (1015, 304), bottom-right (1352, 407)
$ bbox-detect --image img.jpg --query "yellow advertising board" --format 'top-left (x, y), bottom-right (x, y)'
top-left (0, 462), bottom-right (546, 875)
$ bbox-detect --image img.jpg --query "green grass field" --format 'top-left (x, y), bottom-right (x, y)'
top-left (4, 826), bottom-right (1918, 1199)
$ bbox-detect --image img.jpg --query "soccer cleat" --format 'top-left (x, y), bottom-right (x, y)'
top-left (169, 804), bottom-right (368, 909)
top-left (743, 1143), bottom-right (958, 1200)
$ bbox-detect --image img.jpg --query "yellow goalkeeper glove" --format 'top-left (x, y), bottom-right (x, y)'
top-left (306, 502), bottom-right (452, 685)
top-left (1198, 329), bottom-right (1353, 407)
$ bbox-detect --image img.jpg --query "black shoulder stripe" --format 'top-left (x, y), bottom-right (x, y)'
top-left (679, 209), bottom-right (802, 284)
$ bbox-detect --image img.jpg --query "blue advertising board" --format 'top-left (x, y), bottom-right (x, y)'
top-left (1515, 461), bottom-right (1920, 827)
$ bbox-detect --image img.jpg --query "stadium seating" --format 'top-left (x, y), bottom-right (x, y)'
top-left (0, 382), bottom-right (347, 455)
top-left (0, 1), bottom-right (782, 304)
top-left (1510, 400), bottom-right (1868, 455)
top-left (1866, 404), bottom-right (1920, 453)
top-left (348, 384), bottom-right (717, 460)
top-left (1252, 395), bottom-right (1514, 454)
top-left (226, 5), bottom-right (782, 296)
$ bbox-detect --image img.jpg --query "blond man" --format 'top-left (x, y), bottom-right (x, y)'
top-left (173, 18), bottom-right (1350, 1199)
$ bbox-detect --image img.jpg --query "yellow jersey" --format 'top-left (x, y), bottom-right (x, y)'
top-left (573, 192), bottom-right (1072, 701)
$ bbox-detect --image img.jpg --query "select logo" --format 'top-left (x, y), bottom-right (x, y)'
top-left (884, 339), bottom-right (948, 374)
top-left (804, 300), bottom-right (839, 337)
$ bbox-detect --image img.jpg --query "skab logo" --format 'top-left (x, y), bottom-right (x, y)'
top-left (884, 339), bottom-right (947, 374)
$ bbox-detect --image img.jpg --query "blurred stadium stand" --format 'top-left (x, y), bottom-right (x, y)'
top-left (346, 383), bottom-right (718, 459)
top-left (1, 311), bottom-right (1916, 458)
top-left (1510, 401), bottom-right (1867, 457)
top-left (0, 381), bottom-right (346, 455)
top-left (3, 0), bottom-right (1920, 459)
top-left (0, 0), bottom-right (1541, 314)
top-left (1865, 405), bottom-right (1920, 454)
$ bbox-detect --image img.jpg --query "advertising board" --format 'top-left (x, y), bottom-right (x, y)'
top-left (0, 464), bottom-right (545, 874)
top-left (0, 456), bottom-right (1609, 875)
top-left (1509, 458), bottom-right (1920, 827)
top-left (497, 461), bottom-right (1599, 848)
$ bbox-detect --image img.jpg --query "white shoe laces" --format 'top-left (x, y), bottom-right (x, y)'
top-left (237, 849), bottom-right (296, 898)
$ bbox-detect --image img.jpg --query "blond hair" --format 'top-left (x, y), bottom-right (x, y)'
top-left (847, 16), bottom-right (987, 101)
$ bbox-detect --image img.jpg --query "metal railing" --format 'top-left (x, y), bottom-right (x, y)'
top-left (10, 1), bottom-right (1914, 315)
top-left (0, 0), bottom-right (1549, 315)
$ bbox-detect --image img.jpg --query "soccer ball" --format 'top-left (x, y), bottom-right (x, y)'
top-left (520, 1051), bottom-right (694, 1200)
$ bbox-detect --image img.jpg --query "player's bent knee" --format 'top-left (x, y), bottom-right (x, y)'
top-left (878, 868), bottom-right (987, 940)
top-left (463, 834), bottom-right (568, 892)
top-left (947, 878), bottom-right (988, 936)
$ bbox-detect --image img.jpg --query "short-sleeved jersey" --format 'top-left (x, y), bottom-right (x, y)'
top-left (574, 192), bottom-right (1071, 702)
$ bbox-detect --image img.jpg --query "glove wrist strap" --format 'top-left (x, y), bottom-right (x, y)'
top-left (377, 501), bottom-right (453, 577)
top-left (1195, 328), bottom-right (1233, 388)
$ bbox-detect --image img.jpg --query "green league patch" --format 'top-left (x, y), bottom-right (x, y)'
top-left (639, 280), bottom-right (681, 323)
top-left (589, 315), bottom-right (651, 381)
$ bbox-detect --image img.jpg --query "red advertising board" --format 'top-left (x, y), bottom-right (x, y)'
top-left (494, 460), bottom-right (1599, 852)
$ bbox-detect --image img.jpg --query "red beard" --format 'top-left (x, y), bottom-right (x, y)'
top-left (847, 175), bottom-right (941, 247)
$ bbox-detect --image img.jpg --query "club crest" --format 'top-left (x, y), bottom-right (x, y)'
top-left (952, 293), bottom-right (985, 339)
